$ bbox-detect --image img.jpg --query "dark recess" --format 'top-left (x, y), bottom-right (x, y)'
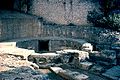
top-left (38, 40), bottom-right (49, 52)
top-left (0, 0), bottom-right (15, 10)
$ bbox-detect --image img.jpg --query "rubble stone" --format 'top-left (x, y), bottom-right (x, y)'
top-left (90, 64), bottom-right (105, 73)
top-left (28, 52), bottom-right (60, 65)
top-left (50, 67), bottom-right (89, 80)
top-left (59, 50), bottom-right (89, 62)
top-left (0, 47), bottom-right (35, 60)
top-left (101, 50), bottom-right (116, 65)
top-left (101, 50), bottom-right (116, 60)
top-left (78, 62), bottom-right (93, 70)
top-left (90, 50), bottom-right (116, 65)
top-left (81, 43), bottom-right (93, 52)
top-left (0, 52), bottom-right (39, 71)
top-left (0, 66), bottom-right (49, 80)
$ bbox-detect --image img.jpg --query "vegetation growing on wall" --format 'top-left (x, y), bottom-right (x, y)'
top-left (14, 0), bottom-right (33, 13)
top-left (87, 0), bottom-right (120, 31)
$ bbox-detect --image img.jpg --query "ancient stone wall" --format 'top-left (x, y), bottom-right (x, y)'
top-left (9, 0), bottom-right (119, 51)
top-left (14, 0), bottom-right (100, 25)
top-left (30, 0), bottom-right (100, 25)
top-left (0, 12), bottom-right (119, 51)
top-left (40, 24), bottom-right (119, 51)
top-left (16, 40), bottom-right (39, 52)
top-left (0, 17), bottom-right (39, 41)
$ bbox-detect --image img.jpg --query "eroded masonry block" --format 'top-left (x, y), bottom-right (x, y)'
top-left (0, 42), bottom-right (16, 48)
top-left (81, 43), bottom-right (93, 52)
top-left (78, 62), bottom-right (93, 70)
top-left (101, 50), bottom-right (116, 65)
top-left (90, 64), bottom-right (105, 73)
top-left (57, 50), bottom-right (89, 64)
top-left (0, 47), bottom-right (35, 60)
top-left (0, 66), bottom-right (49, 80)
top-left (59, 69), bottom-right (89, 80)
top-left (28, 53), bottom-right (60, 65)
top-left (101, 50), bottom-right (116, 61)
top-left (50, 67), bottom-right (89, 80)
top-left (89, 50), bottom-right (116, 65)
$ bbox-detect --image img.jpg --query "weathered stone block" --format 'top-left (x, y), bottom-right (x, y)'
top-left (101, 50), bottom-right (116, 60)
top-left (90, 64), bottom-right (105, 73)
top-left (0, 42), bottom-right (16, 48)
top-left (0, 47), bottom-right (35, 60)
top-left (28, 53), bottom-right (60, 65)
top-left (64, 50), bottom-right (89, 61)
top-left (78, 62), bottom-right (93, 70)
top-left (57, 50), bottom-right (89, 64)
top-left (96, 44), bottom-right (111, 51)
top-left (89, 51), bottom-right (101, 61)
top-left (90, 50), bottom-right (116, 65)
top-left (81, 43), bottom-right (93, 52)
top-left (50, 67), bottom-right (89, 80)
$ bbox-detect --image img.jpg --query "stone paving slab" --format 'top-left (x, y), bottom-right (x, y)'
top-left (0, 42), bottom-right (16, 48)
top-left (0, 47), bottom-right (35, 60)
top-left (102, 66), bottom-right (120, 80)
top-left (50, 67), bottom-right (89, 80)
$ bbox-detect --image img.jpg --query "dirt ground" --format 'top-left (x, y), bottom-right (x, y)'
top-left (0, 52), bottom-right (109, 80)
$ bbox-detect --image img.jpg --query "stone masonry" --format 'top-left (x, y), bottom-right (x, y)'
top-left (0, 11), bottom-right (120, 52)
top-left (14, 0), bottom-right (100, 25)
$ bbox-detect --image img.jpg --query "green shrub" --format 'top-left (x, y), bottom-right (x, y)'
top-left (87, 0), bottom-right (120, 31)
top-left (87, 10), bottom-right (104, 26)
top-left (98, 12), bottom-right (120, 30)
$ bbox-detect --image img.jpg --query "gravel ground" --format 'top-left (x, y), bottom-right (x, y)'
top-left (0, 52), bottom-right (109, 80)
top-left (0, 53), bottom-right (49, 80)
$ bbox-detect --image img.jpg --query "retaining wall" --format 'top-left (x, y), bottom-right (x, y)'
top-left (0, 12), bottom-right (119, 51)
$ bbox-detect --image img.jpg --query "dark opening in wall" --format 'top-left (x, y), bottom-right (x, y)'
top-left (38, 40), bottom-right (49, 52)
top-left (0, 0), bottom-right (15, 10)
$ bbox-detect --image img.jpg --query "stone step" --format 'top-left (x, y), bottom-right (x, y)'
top-left (50, 67), bottom-right (89, 80)
top-left (0, 48), bottom-right (35, 60)
top-left (0, 42), bottom-right (16, 48)
top-left (89, 50), bottom-right (116, 65)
